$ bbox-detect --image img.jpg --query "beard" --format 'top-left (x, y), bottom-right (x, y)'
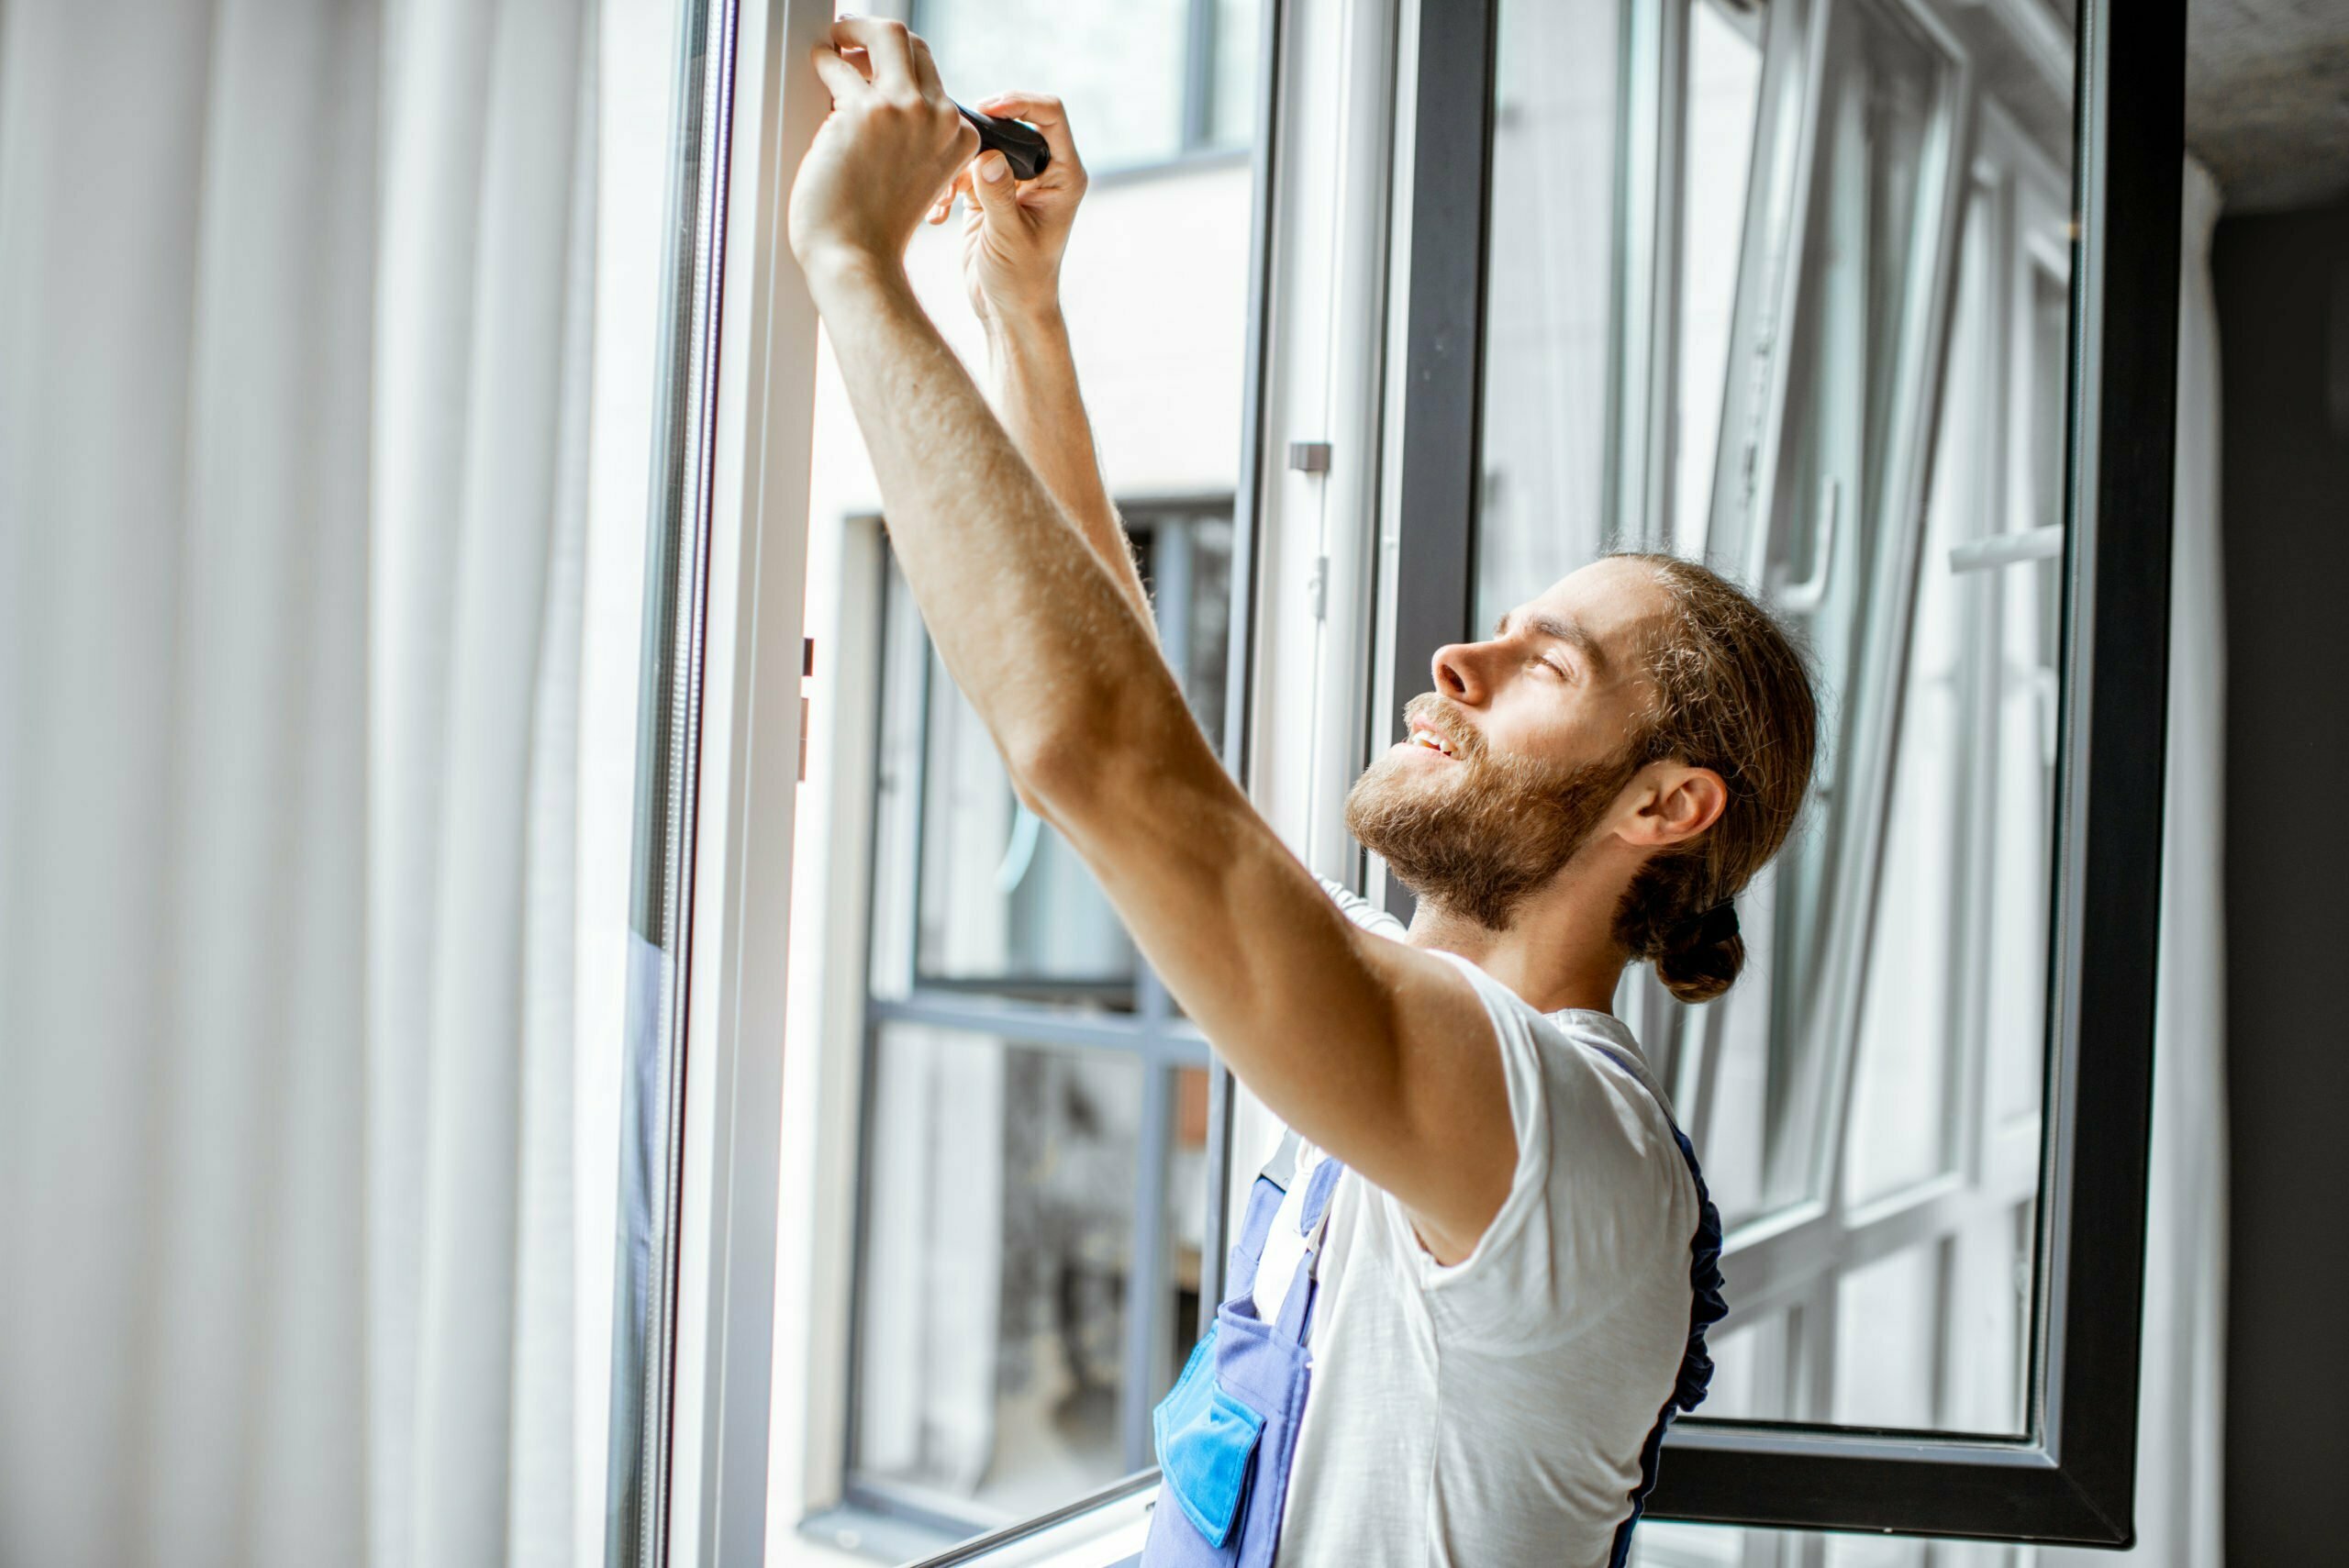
top-left (1344, 693), bottom-right (1637, 929)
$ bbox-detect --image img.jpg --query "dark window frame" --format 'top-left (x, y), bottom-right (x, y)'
top-left (1381, 0), bottom-right (2182, 1546)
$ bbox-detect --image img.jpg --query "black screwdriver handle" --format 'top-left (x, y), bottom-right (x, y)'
top-left (954, 102), bottom-right (1052, 181)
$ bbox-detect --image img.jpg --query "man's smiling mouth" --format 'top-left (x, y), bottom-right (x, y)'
top-left (1407, 722), bottom-right (1459, 759)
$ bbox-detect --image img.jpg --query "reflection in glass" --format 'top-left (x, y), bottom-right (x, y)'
top-left (848, 515), bottom-right (1232, 1539)
top-left (852, 1028), bottom-right (1208, 1521)
top-left (1475, 0), bottom-right (1624, 632)
top-left (905, 516), bottom-right (1233, 1003)
top-left (1742, 0), bottom-right (1949, 1217)
top-left (1673, 2), bottom-right (1764, 556)
top-left (1984, 260), bottom-right (2068, 1132)
top-left (1691, 12), bottom-right (2068, 1451)
top-left (1465, 0), bottom-right (2077, 1462)
top-left (916, 625), bottom-right (1138, 996)
top-left (855, 1026), bottom-right (1146, 1515)
top-left (1831, 1243), bottom-right (1943, 1429)
top-left (1694, 872), bottom-right (1777, 1230)
top-left (1844, 190), bottom-right (1991, 1208)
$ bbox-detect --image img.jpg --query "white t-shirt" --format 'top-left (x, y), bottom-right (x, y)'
top-left (1268, 882), bottom-right (1705, 1567)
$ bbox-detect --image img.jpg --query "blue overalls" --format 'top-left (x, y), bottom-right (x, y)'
top-left (1138, 1133), bottom-right (1341, 1567)
top-left (1139, 1059), bottom-right (1726, 1568)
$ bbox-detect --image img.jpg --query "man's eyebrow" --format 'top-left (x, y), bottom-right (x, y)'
top-left (1496, 609), bottom-right (1608, 673)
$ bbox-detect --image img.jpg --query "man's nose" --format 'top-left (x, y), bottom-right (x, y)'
top-left (1431, 641), bottom-right (1488, 704)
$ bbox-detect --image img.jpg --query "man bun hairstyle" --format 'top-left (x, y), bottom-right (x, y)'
top-left (1608, 553), bottom-right (1818, 1005)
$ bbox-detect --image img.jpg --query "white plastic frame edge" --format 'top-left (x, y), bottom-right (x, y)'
top-left (665, 0), bottom-right (837, 1562)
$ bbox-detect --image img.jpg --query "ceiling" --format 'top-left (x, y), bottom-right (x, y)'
top-left (2188, 0), bottom-right (2349, 211)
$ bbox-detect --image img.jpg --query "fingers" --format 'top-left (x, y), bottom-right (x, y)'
top-left (829, 17), bottom-right (916, 94)
top-left (810, 43), bottom-right (867, 102)
top-left (973, 91), bottom-right (1085, 179)
top-left (906, 30), bottom-right (944, 99)
top-left (926, 167), bottom-right (971, 225)
top-left (964, 150), bottom-right (1018, 226)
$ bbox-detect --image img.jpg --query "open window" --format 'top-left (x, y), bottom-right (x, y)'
top-left (608, 0), bottom-right (2187, 1561)
top-left (1390, 0), bottom-right (2182, 1551)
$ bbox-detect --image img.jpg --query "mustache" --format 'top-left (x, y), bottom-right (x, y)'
top-left (1402, 692), bottom-right (1485, 762)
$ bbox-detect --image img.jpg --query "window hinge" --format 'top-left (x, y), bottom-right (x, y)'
top-left (1307, 555), bottom-right (1329, 621)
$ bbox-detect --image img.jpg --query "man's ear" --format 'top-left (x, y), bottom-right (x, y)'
top-left (1620, 762), bottom-right (1727, 849)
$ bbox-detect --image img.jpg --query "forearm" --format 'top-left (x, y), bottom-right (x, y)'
top-left (985, 308), bottom-right (1153, 628)
top-left (809, 255), bottom-right (1178, 777)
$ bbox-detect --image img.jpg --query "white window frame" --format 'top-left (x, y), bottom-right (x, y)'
top-left (659, 0), bottom-right (1406, 1560)
top-left (662, 0), bottom-right (835, 1562)
top-left (651, 0), bottom-right (2185, 1559)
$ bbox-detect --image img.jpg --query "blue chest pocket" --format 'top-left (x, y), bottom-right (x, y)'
top-left (1151, 1324), bottom-right (1266, 1548)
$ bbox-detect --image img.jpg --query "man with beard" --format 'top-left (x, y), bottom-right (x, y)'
top-left (790, 22), bottom-right (1818, 1566)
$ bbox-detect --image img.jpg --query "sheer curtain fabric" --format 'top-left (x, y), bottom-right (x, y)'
top-left (0, 2), bottom-right (613, 1564)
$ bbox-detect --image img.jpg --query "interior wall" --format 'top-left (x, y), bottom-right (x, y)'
top-left (2213, 193), bottom-right (2349, 1568)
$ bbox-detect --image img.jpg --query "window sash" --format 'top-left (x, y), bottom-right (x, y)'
top-left (1381, 0), bottom-right (2184, 1545)
top-left (651, 0), bottom-right (2186, 1559)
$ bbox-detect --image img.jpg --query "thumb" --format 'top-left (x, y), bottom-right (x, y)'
top-left (966, 150), bottom-right (1020, 233)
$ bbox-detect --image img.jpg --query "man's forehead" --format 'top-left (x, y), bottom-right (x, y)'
top-left (1499, 560), bottom-right (1667, 655)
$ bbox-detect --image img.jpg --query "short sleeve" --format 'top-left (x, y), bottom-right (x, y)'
top-left (1406, 951), bottom-right (1689, 1352)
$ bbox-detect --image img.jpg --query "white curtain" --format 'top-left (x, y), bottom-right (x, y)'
top-left (2040, 153), bottom-right (2230, 1568)
top-left (0, 2), bottom-right (610, 1564)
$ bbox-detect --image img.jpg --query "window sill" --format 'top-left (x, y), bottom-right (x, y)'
top-left (799, 1477), bottom-right (1157, 1568)
top-left (796, 1504), bottom-right (962, 1565)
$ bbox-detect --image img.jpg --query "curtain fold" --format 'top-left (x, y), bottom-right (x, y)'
top-left (0, 2), bottom-right (603, 1564)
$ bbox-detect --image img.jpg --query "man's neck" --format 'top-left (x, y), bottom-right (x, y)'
top-left (1402, 876), bottom-right (1629, 1017)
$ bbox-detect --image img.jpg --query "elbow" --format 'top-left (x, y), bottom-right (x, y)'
top-left (1002, 709), bottom-right (1112, 824)
top-left (1003, 686), bottom-right (1166, 828)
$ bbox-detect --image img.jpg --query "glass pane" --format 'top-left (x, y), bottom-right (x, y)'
top-left (1831, 1242), bottom-right (1943, 1429)
top-left (1663, 0), bottom-right (2071, 1447)
top-left (903, 516), bottom-right (1233, 1002)
top-left (852, 1025), bottom-right (1198, 1521)
top-left (1673, 1), bottom-right (1764, 557)
top-left (1737, 0), bottom-right (1949, 1217)
top-left (916, 626), bottom-right (1139, 996)
top-left (1843, 189), bottom-right (1994, 1208)
top-left (916, 0), bottom-right (1193, 171)
top-left (1934, 1201), bottom-right (2033, 1434)
top-left (1210, 0), bottom-right (1265, 150)
top-left (1824, 1524), bottom-right (1929, 1568)
top-left (1474, 0), bottom-right (1626, 631)
top-left (1692, 869), bottom-right (1779, 1229)
top-left (781, 14), bottom-right (1271, 1552)
top-left (1985, 256), bottom-right (2068, 1132)
top-left (1695, 1307), bottom-right (1794, 1421)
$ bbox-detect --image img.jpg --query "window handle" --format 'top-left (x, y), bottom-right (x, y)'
top-left (1948, 524), bottom-right (2064, 573)
top-left (798, 638), bottom-right (814, 783)
top-left (1776, 477), bottom-right (1840, 617)
top-left (996, 804), bottom-right (1044, 895)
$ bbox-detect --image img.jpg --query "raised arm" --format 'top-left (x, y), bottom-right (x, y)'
top-left (790, 19), bottom-right (1516, 1263)
top-left (928, 91), bottom-right (1152, 630)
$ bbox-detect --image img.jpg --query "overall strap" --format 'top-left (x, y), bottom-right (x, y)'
top-left (1271, 1153), bottom-right (1345, 1345)
top-left (1222, 1129), bottom-right (1306, 1303)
